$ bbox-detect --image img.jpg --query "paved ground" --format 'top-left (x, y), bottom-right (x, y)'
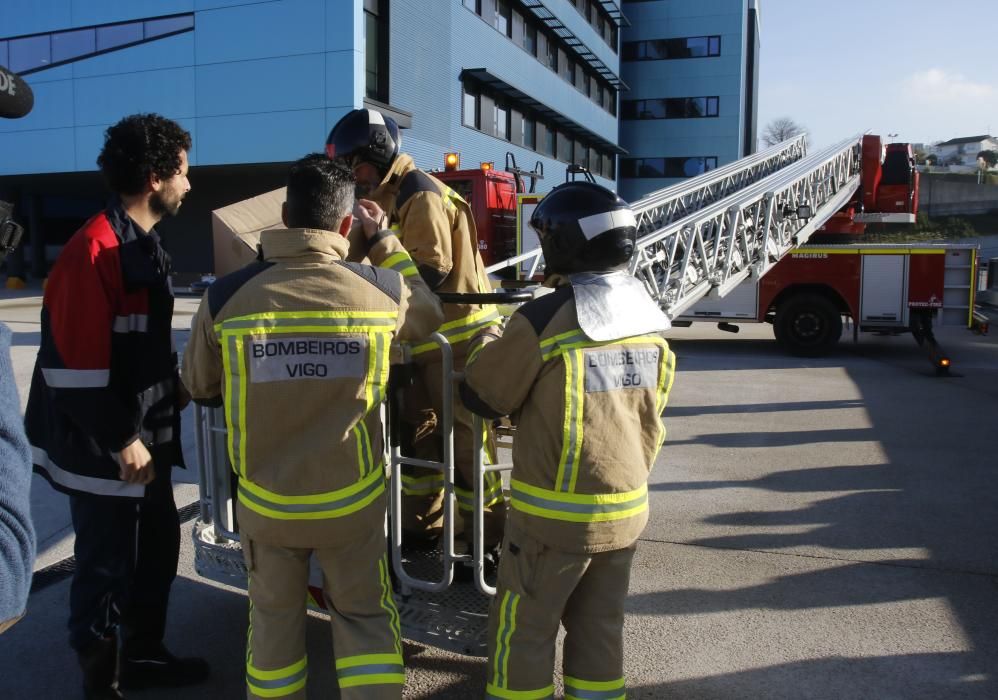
top-left (1, 288), bottom-right (997, 699)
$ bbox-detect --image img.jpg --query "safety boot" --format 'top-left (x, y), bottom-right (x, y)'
top-left (78, 635), bottom-right (123, 700)
top-left (119, 640), bottom-right (209, 690)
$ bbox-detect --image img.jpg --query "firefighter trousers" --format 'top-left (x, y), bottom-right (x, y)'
top-left (486, 523), bottom-right (636, 700)
top-left (400, 357), bottom-right (506, 547)
top-left (242, 524), bottom-right (403, 700)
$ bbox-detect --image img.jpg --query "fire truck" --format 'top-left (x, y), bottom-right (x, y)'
top-left (192, 132), bottom-right (986, 658)
top-left (674, 136), bottom-right (986, 370)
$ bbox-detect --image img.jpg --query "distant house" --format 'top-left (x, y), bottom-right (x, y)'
top-left (930, 135), bottom-right (998, 169)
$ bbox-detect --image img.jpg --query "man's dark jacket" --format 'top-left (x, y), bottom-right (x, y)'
top-left (25, 200), bottom-right (183, 499)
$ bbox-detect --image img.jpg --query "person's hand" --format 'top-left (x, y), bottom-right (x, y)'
top-left (354, 199), bottom-right (386, 241)
top-left (114, 438), bottom-right (155, 485)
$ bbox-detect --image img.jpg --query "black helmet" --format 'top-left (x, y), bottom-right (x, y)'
top-left (530, 182), bottom-right (636, 275)
top-left (325, 108), bottom-right (400, 172)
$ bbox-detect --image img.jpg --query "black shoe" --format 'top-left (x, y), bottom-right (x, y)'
top-left (119, 642), bottom-right (210, 690)
top-left (78, 635), bottom-right (123, 700)
top-left (453, 545), bottom-right (501, 583)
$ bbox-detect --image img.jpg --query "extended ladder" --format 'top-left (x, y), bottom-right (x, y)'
top-left (487, 134), bottom-right (866, 318)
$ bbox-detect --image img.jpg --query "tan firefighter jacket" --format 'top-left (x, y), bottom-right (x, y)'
top-left (460, 285), bottom-right (677, 553)
top-left (182, 227), bottom-right (443, 548)
top-left (370, 153), bottom-right (498, 359)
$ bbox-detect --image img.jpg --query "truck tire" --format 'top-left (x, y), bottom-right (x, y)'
top-left (773, 293), bottom-right (842, 357)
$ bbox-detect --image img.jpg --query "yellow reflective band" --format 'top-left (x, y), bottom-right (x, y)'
top-left (335, 652), bottom-right (404, 688)
top-left (555, 350), bottom-right (584, 493)
top-left (381, 251), bottom-right (419, 278)
top-left (215, 309), bottom-right (398, 335)
top-left (238, 468), bottom-right (384, 520)
top-left (247, 656), bottom-right (308, 697)
top-left (378, 557), bottom-right (403, 655)
top-left (454, 475), bottom-right (505, 511)
top-left (564, 676), bottom-right (625, 691)
top-left (492, 590), bottom-right (520, 690)
top-left (656, 347), bottom-right (677, 450)
top-left (410, 306), bottom-right (502, 354)
top-left (485, 683), bottom-right (555, 699)
top-left (540, 331), bottom-right (668, 363)
top-left (564, 675), bottom-right (626, 699)
top-left (401, 473), bottom-right (445, 496)
top-left (510, 479), bottom-right (647, 523)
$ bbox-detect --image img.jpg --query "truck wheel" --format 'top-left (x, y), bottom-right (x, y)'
top-left (773, 293), bottom-right (843, 357)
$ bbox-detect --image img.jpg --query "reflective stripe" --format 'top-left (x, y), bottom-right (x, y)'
top-left (485, 684), bottom-right (555, 699)
top-left (381, 251), bottom-right (419, 278)
top-left (492, 590), bottom-right (520, 690)
top-left (401, 472), bottom-right (445, 496)
top-left (455, 473), bottom-right (504, 512)
top-left (41, 368), bottom-right (109, 388)
top-left (510, 479), bottom-right (647, 523)
top-left (112, 314), bottom-right (148, 333)
top-left (378, 557), bottom-right (402, 655)
top-left (32, 446), bottom-right (145, 498)
top-left (486, 685), bottom-right (555, 699)
top-left (410, 306), bottom-right (502, 355)
top-left (334, 653), bottom-right (404, 688)
top-left (246, 656), bottom-right (307, 698)
top-left (656, 348), bottom-right (677, 449)
top-left (354, 331), bottom-right (390, 477)
top-left (564, 676), bottom-right (626, 700)
top-left (539, 330), bottom-right (670, 362)
top-left (215, 310), bottom-right (398, 335)
top-left (223, 334), bottom-right (247, 477)
top-left (442, 186), bottom-right (464, 212)
top-left (555, 350), bottom-right (583, 493)
top-left (237, 468), bottom-right (385, 520)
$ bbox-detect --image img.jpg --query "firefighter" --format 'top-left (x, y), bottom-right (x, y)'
top-left (181, 154), bottom-right (443, 699)
top-left (459, 182), bottom-right (677, 699)
top-left (326, 108), bottom-right (506, 559)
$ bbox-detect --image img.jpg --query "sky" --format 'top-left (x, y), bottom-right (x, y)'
top-left (757, 0), bottom-right (998, 149)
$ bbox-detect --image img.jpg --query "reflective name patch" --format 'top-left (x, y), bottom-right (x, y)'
top-left (248, 336), bottom-right (367, 383)
top-left (584, 347), bottom-right (659, 393)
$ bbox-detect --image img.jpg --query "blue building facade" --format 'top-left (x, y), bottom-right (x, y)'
top-left (617, 0), bottom-right (759, 201)
top-left (0, 0), bottom-right (627, 273)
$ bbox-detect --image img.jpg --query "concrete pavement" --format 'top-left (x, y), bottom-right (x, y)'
top-left (1, 289), bottom-right (996, 698)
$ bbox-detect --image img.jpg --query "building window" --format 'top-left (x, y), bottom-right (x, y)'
top-left (495, 0), bottom-right (512, 37)
top-left (557, 132), bottom-right (573, 163)
top-left (2, 13), bottom-right (194, 75)
top-left (622, 35), bottom-right (722, 61)
top-left (463, 0), bottom-right (478, 11)
top-left (620, 156), bottom-right (719, 179)
top-left (542, 33), bottom-right (558, 71)
top-left (51, 29), bottom-right (95, 63)
top-left (96, 23), bottom-right (143, 51)
top-left (494, 103), bottom-right (508, 140)
top-left (364, 0), bottom-right (389, 102)
top-left (523, 23), bottom-right (537, 55)
top-left (463, 87), bottom-right (479, 128)
top-left (621, 96), bottom-right (719, 120)
top-left (523, 116), bottom-right (536, 150)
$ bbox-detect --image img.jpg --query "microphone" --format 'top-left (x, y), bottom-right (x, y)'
top-left (0, 65), bottom-right (34, 119)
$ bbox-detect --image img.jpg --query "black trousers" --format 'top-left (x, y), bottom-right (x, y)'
top-left (67, 465), bottom-right (180, 651)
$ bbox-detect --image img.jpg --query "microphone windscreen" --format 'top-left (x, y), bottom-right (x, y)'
top-left (0, 66), bottom-right (34, 119)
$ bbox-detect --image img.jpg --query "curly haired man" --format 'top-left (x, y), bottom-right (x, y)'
top-left (25, 113), bottom-right (208, 699)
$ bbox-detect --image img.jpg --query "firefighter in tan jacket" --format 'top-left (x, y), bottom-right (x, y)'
top-left (326, 109), bottom-right (505, 556)
top-left (459, 182), bottom-right (677, 699)
top-left (181, 155), bottom-right (443, 700)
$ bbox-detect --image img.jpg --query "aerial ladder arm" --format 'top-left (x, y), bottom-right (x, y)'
top-left (488, 134), bottom-right (865, 319)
